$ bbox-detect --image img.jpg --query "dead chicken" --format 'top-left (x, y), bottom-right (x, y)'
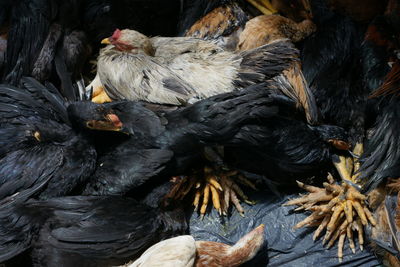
top-left (284, 144), bottom-right (377, 261)
top-left (90, 28), bottom-right (297, 105)
top-left (123, 224), bottom-right (265, 267)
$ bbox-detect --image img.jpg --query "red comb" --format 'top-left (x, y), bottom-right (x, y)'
top-left (111, 29), bottom-right (121, 40)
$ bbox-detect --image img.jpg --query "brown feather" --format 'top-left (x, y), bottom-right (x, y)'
top-left (194, 224), bottom-right (265, 267)
top-left (185, 4), bottom-right (247, 40)
top-left (237, 15), bottom-right (315, 51)
top-left (370, 61), bottom-right (400, 98)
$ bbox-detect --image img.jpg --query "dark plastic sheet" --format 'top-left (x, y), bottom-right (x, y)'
top-left (188, 186), bottom-right (381, 267)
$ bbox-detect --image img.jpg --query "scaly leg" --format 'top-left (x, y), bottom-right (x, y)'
top-left (285, 142), bottom-right (376, 261)
top-left (168, 166), bottom-right (256, 218)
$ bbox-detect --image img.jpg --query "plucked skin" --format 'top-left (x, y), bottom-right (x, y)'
top-left (97, 29), bottom-right (298, 105)
top-left (0, 193), bottom-right (187, 266)
top-left (79, 83), bottom-right (285, 195)
top-left (0, 77), bottom-right (96, 200)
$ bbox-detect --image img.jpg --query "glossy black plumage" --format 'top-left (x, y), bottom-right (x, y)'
top-left (223, 96), bottom-right (349, 183)
top-left (357, 4), bottom-right (400, 191)
top-left (0, 77), bottom-right (96, 200)
top-left (79, 83), bottom-right (284, 195)
top-left (359, 64), bottom-right (400, 191)
top-left (0, 186), bottom-right (186, 266)
top-left (300, 0), bottom-right (366, 145)
top-left (1, 0), bottom-right (91, 101)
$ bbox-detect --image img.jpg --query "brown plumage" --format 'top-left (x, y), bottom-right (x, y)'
top-left (195, 224), bottom-right (265, 266)
top-left (236, 15), bottom-right (318, 124)
top-left (185, 3), bottom-right (248, 50)
top-left (237, 15), bottom-right (315, 50)
top-left (125, 224), bottom-right (265, 267)
top-left (370, 61), bottom-right (400, 98)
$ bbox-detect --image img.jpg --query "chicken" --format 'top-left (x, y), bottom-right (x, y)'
top-left (91, 28), bottom-right (297, 105)
top-left (74, 83), bottom-right (285, 198)
top-left (0, 183), bottom-right (187, 266)
top-left (236, 14), bottom-right (318, 124)
top-left (183, 2), bottom-right (248, 50)
top-left (237, 15), bottom-right (316, 50)
top-left (357, 0), bottom-right (400, 191)
top-left (124, 224), bottom-right (265, 267)
top-left (2, 0), bottom-right (91, 100)
top-left (0, 77), bottom-right (97, 201)
top-left (358, 63), bottom-right (400, 191)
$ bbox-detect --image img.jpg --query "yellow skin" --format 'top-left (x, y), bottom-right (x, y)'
top-left (285, 143), bottom-right (376, 261)
top-left (168, 167), bottom-right (256, 218)
top-left (92, 87), bottom-right (112, 103)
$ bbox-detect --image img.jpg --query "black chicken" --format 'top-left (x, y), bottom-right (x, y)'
top-left (0, 77), bottom-right (97, 200)
top-left (300, 0), bottom-right (366, 146)
top-left (0, 182), bottom-right (187, 266)
top-left (72, 83), bottom-right (287, 196)
top-left (356, 0), bottom-right (400, 191)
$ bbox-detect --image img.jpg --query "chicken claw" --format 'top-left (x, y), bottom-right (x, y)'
top-left (167, 166), bottom-right (256, 217)
top-left (284, 174), bottom-right (375, 260)
top-left (200, 184), bottom-right (210, 219)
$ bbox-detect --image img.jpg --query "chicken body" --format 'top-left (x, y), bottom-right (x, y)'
top-left (95, 29), bottom-right (298, 105)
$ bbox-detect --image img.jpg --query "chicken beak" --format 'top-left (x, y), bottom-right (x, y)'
top-left (101, 38), bottom-right (111, 45)
top-left (85, 113), bottom-right (123, 132)
top-left (86, 120), bottom-right (122, 132)
top-left (245, 0), bottom-right (278, 15)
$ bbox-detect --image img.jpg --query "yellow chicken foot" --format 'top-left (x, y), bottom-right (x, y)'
top-left (92, 87), bottom-right (112, 103)
top-left (284, 168), bottom-right (376, 260)
top-left (167, 166), bottom-right (256, 218)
